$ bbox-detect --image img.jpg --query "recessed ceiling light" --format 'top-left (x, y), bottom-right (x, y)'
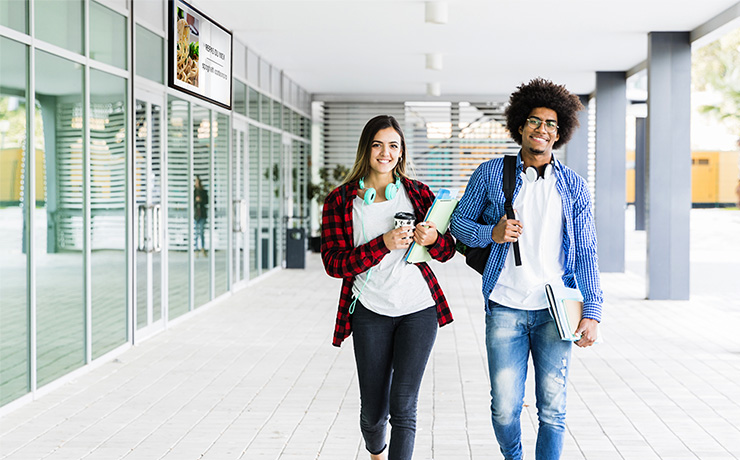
top-left (427, 82), bottom-right (441, 97)
top-left (425, 2), bottom-right (448, 25)
top-left (426, 53), bottom-right (443, 71)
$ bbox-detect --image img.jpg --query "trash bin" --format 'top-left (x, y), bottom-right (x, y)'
top-left (286, 228), bottom-right (306, 269)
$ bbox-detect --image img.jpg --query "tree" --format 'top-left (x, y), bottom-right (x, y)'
top-left (692, 27), bottom-right (740, 141)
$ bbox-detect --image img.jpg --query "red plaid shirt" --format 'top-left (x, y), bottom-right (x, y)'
top-left (321, 177), bottom-right (455, 347)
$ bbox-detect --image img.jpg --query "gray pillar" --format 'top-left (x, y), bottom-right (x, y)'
top-left (646, 32), bottom-right (691, 300)
top-left (634, 117), bottom-right (646, 231)
top-left (595, 72), bottom-right (626, 273)
top-left (565, 95), bottom-right (590, 179)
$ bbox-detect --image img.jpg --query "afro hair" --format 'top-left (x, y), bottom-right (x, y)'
top-left (505, 78), bottom-right (584, 151)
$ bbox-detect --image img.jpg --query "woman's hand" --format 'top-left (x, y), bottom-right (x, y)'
top-left (413, 221), bottom-right (438, 247)
top-left (492, 214), bottom-right (522, 244)
top-left (383, 226), bottom-right (414, 251)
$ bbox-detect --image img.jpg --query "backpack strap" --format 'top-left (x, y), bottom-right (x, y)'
top-left (503, 155), bottom-right (522, 266)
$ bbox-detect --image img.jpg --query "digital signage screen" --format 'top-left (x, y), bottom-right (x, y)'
top-left (168, 0), bottom-right (232, 109)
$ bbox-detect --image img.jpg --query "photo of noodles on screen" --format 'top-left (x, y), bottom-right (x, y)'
top-left (176, 9), bottom-right (199, 87)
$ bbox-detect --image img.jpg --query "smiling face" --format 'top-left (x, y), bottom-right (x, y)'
top-left (518, 107), bottom-right (560, 158)
top-left (367, 127), bottom-right (403, 178)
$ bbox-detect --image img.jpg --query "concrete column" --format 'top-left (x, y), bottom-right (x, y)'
top-left (646, 32), bottom-right (691, 300)
top-left (634, 117), bottom-right (646, 231)
top-left (565, 95), bottom-right (590, 179)
top-left (595, 72), bottom-right (626, 273)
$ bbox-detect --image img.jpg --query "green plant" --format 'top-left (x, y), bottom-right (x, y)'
top-left (307, 164), bottom-right (349, 206)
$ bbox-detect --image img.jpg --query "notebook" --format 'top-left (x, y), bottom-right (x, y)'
top-left (404, 188), bottom-right (458, 264)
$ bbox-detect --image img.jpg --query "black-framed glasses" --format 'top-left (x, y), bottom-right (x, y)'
top-left (526, 117), bottom-right (558, 133)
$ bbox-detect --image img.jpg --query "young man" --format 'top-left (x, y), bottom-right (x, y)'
top-left (450, 78), bottom-right (603, 460)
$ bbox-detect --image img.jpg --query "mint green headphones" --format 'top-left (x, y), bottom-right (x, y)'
top-left (359, 174), bottom-right (401, 205)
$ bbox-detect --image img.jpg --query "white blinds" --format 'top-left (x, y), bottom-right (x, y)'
top-left (319, 101), bottom-right (520, 195)
top-left (320, 102), bottom-right (405, 172)
top-left (55, 101), bottom-right (127, 250)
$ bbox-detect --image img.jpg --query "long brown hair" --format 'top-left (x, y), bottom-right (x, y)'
top-left (343, 115), bottom-right (410, 185)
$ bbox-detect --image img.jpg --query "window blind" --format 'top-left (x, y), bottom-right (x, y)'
top-left (319, 101), bottom-right (520, 195)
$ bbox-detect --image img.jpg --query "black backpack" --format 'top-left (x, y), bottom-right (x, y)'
top-left (458, 155), bottom-right (521, 274)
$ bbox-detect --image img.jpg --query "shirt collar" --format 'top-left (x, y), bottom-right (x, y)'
top-left (515, 149), bottom-right (561, 172)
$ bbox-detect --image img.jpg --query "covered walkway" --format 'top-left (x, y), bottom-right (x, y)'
top-left (1, 208), bottom-right (739, 460)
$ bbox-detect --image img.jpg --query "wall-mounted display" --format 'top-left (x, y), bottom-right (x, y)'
top-left (168, 0), bottom-right (232, 109)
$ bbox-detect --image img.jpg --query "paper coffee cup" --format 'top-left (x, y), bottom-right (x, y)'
top-left (394, 212), bottom-right (415, 239)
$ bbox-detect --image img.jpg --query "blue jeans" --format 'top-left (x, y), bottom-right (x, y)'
top-left (485, 302), bottom-right (572, 460)
top-left (351, 302), bottom-right (437, 460)
top-left (194, 218), bottom-right (206, 250)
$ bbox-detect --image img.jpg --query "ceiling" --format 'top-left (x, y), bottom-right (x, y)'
top-left (202, 0), bottom-right (740, 99)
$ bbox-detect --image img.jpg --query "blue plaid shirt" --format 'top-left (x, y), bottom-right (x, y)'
top-left (450, 153), bottom-right (603, 322)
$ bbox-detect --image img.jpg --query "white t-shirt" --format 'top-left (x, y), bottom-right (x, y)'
top-left (489, 171), bottom-right (565, 310)
top-left (351, 184), bottom-right (435, 316)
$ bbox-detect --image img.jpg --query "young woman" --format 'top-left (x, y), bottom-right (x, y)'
top-left (321, 115), bottom-right (455, 460)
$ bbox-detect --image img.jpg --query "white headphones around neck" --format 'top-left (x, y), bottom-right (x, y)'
top-left (524, 162), bottom-right (553, 183)
top-left (359, 174), bottom-right (401, 205)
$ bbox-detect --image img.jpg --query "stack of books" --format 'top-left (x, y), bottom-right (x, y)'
top-left (545, 284), bottom-right (585, 341)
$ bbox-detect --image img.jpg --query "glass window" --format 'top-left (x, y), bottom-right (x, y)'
top-left (231, 128), bottom-right (245, 282)
top-left (134, 101), bottom-right (163, 330)
top-left (167, 96), bottom-right (189, 320)
top-left (272, 131), bottom-right (282, 268)
top-left (35, 0), bottom-right (83, 55)
top-left (90, 69), bottom-right (127, 359)
top-left (292, 111), bottom-right (300, 137)
top-left (90, 1), bottom-right (127, 69)
top-left (213, 112), bottom-right (229, 297)
top-left (261, 94), bottom-right (271, 126)
top-left (34, 49), bottom-right (85, 387)
top-left (248, 124), bottom-right (259, 278)
top-left (136, 25), bottom-right (163, 83)
top-left (272, 100), bottom-right (281, 129)
top-left (192, 105), bottom-right (210, 308)
top-left (0, 36), bottom-right (29, 406)
top-left (233, 80), bottom-right (246, 116)
top-left (0, 0), bottom-right (27, 33)
top-left (248, 87), bottom-right (259, 121)
top-left (283, 108), bottom-right (293, 135)
top-left (260, 128), bottom-right (271, 269)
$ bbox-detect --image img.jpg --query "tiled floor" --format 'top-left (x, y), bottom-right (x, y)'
top-left (1, 208), bottom-right (739, 460)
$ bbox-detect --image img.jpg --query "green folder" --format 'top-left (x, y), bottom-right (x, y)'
top-left (404, 189), bottom-right (458, 264)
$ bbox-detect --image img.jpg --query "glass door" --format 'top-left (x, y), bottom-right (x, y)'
top-left (134, 97), bottom-right (164, 337)
top-left (232, 122), bottom-right (248, 284)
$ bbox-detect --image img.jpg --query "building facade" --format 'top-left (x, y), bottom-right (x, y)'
top-left (0, 0), bottom-right (312, 409)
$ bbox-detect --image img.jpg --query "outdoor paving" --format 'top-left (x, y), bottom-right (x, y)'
top-left (1, 208), bottom-right (739, 460)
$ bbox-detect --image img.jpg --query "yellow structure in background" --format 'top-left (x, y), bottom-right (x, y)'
top-left (625, 150), bottom-right (740, 207)
top-left (691, 151), bottom-right (740, 205)
top-left (0, 148), bottom-right (45, 204)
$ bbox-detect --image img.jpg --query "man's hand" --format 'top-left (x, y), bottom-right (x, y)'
top-left (574, 318), bottom-right (599, 348)
top-left (413, 221), bottom-right (438, 247)
top-left (383, 226), bottom-right (414, 251)
top-left (492, 214), bottom-right (523, 244)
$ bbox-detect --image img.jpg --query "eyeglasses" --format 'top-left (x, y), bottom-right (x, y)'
top-left (526, 117), bottom-right (558, 133)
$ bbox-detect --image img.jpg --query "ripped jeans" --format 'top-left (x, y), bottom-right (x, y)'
top-left (485, 301), bottom-right (572, 460)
